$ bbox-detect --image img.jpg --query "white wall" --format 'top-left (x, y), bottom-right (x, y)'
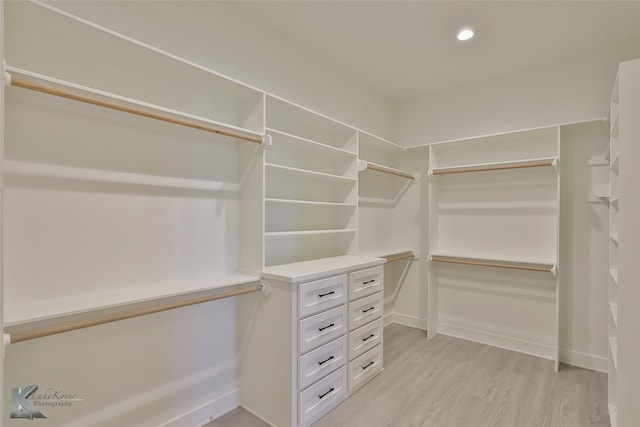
top-left (394, 39), bottom-right (640, 147)
top-left (44, 0), bottom-right (394, 140)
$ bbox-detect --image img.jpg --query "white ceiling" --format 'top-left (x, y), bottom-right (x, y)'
top-left (232, 1), bottom-right (640, 102)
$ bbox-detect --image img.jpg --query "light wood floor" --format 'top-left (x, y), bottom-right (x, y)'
top-left (208, 324), bottom-right (610, 427)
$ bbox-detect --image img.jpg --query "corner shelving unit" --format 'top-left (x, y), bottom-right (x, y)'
top-left (264, 96), bottom-right (358, 267)
top-left (425, 126), bottom-right (561, 370)
top-left (606, 57), bottom-right (640, 427)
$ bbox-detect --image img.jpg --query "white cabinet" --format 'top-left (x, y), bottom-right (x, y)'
top-left (607, 57), bottom-right (640, 427)
top-left (426, 126), bottom-right (561, 369)
top-left (346, 265), bottom-right (384, 392)
top-left (238, 256), bottom-right (385, 427)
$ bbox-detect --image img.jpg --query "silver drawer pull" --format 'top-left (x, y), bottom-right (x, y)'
top-left (362, 306), bottom-right (375, 313)
top-left (363, 279), bottom-right (376, 285)
top-left (318, 291), bottom-right (335, 298)
top-left (362, 361), bottom-right (375, 370)
top-left (362, 334), bottom-right (375, 342)
top-left (318, 387), bottom-right (334, 400)
top-left (318, 323), bottom-right (335, 332)
top-left (318, 355), bottom-right (335, 366)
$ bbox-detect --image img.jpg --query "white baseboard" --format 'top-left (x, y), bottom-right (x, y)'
top-left (438, 322), bottom-right (557, 361)
top-left (158, 389), bottom-right (239, 427)
top-left (384, 312), bottom-right (427, 330)
top-left (384, 313), bottom-right (606, 373)
top-left (559, 348), bottom-right (608, 373)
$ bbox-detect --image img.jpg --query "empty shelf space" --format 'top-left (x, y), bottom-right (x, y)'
top-left (430, 157), bottom-right (557, 176)
top-left (265, 163), bottom-right (357, 182)
top-left (429, 253), bottom-right (556, 273)
top-left (4, 160), bottom-right (239, 192)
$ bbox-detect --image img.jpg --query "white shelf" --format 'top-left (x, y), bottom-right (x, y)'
top-left (265, 163), bottom-right (357, 183)
top-left (609, 337), bottom-right (618, 371)
top-left (4, 160), bottom-right (239, 192)
top-left (610, 303), bottom-right (618, 327)
top-left (4, 273), bottom-right (261, 331)
top-left (429, 252), bottom-right (556, 273)
top-left (430, 157), bottom-right (557, 176)
top-left (6, 65), bottom-right (264, 140)
top-left (265, 198), bottom-right (357, 208)
top-left (267, 128), bottom-right (356, 158)
top-left (265, 229), bottom-right (357, 239)
top-left (611, 155), bottom-right (619, 174)
top-left (359, 249), bottom-right (417, 262)
top-left (261, 255), bottom-right (385, 284)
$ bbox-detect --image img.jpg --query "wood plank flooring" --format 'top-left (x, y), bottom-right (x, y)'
top-left (208, 324), bottom-right (609, 427)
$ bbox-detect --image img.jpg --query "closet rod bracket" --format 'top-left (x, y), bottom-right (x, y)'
top-left (260, 133), bottom-right (273, 150)
top-left (3, 334), bottom-right (10, 356)
top-left (3, 69), bottom-right (11, 87)
top-left (259, 279), bottom-right (272, 296)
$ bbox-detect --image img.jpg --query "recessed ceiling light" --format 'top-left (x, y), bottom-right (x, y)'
top-left (457, 27), bottom-right (474, 41)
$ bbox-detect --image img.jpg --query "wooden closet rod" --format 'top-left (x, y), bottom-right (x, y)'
top-left (366, 163), bottom-right (415, 180)
top-left (9, 75), bottom-right (264, 144)
top-left (385, 253), bottom-right (416, 263)
top-left (9, 282), bottom-right (265, 344)
top-left (430, 255), bottom-right (554, 273)
top-left (431, 159), bottom-right (555, 176)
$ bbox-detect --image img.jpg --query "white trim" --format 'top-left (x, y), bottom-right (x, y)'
top-left (158, 389), bottom-right (238, 427)
top-left (407, 117), bottom-right (606, 149)
top-left (559, 349), bottom-right (608, 373)
top-left (437, 322), bottom-right (556, 362)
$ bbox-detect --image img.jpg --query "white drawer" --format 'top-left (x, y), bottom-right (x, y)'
top-left (299, 305), bottom-right (347, 354)
top-left (348, 266), bottom-right (383, 301)
top-left (348, 344), bottom-right (383, 393)
top-left (348, 318), bottom-right (383, 360)
top-left (298, 366), bottom-right (347, 427)
top-left (348, 292), bottom-right (382, 331)
top-left (298, 274), bottom-right (347, 319)
top-left (298, 336), bottom-right (347, 391)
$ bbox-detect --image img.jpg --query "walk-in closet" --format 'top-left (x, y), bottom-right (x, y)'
top-left (2, 1), bottom-right (640, 426)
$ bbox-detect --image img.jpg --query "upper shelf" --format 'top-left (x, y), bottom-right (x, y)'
top-left (6, 66), bottom-right (265, 145)
top-left (430, 157), bottom-right (557, 176)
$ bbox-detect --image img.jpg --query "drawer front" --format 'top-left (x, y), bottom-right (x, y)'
top-left (298, 366), bottom-right (347, 427)
top-left (348, 266), bottom-right (383, 301)
top-left (348, 318), bottom-right (383, 360)
top-left (348, 344), bottom-right (383, 393)
top-left (299, 305), bottom-right (347, 354)
top-left (298, 274), bottom-right (347, 319)
top-left (298, 336), bottom-right (347, 391)
top-left (348, 291), bottom-right (382, 331)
